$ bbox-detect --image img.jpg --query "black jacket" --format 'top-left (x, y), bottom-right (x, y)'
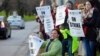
top-left (84, 8), bottom-right (99, 41)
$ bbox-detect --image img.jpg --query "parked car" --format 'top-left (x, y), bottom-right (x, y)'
top-left (7, 15), bottom-right (25, 29)
top-left (0, 16), bottom-right (11, 39)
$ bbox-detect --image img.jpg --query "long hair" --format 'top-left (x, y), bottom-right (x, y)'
top-left (86, 0), bottom-right (95, 8)
top-left (52, 29), bottom-right (64, 42)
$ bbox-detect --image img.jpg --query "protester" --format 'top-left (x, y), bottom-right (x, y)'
top-left (63, 1), bottom-right (74, 56)
top-left (63, 1), bottom-right (73, 29)
top-left (36, 0), bottom-right (55, 40)
top-left (82, 1), bottom-right (100, 56)
top-left (36, 14), bottom-right (50, 40)
top-left (36, 0), bottom-right (100, 56)
top-left (40, 29), bottom-right (63, 56)
top-left (59, 24), bottom-right (68, 56)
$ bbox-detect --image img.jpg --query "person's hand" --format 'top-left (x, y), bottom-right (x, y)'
top-left (36, 15), bottom-right (39, 22)
top-left (36, 15), bottom-right (39, 18)
top-left (40, 0), bottom-right (44, 6)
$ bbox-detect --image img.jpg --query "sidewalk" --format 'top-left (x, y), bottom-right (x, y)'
top-left (12, 21), bottom-right (40, 56)
top-left (27, 20), bottom-right (40, 56)
top-left (32, 20), bottom-right (40, 33)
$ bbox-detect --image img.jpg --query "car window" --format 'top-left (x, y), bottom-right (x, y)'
top-left (7, 16), bottom-right (22, 20)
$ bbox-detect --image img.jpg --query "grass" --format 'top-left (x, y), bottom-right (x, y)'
top-left (0, 11), bottom-right (6, 16)
top-left (24, 15), bottom-right (36, 21)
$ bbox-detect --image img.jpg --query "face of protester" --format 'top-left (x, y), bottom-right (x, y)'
top-left (51, 30), bottom-right (59, 39)
top-left (66, 3), bottom-right (72, 9)
top-left (85, 1), bottom-right (92, 11)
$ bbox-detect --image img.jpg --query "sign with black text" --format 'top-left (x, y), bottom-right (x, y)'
top-left (68, 10), bottom-right (85, 37)
top-left (56, 5), bottom-right (66, 26)
top-left (36, 6), bottom-right (51, 23)
top-left (36, 6), bottom-right (54, 33)
top-left (29, 35), bottom-right (44, 56)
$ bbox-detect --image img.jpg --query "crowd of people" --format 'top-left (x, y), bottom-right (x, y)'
top-left (36, 0), bottom-right (100, 56)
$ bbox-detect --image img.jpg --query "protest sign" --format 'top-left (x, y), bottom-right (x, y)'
top-left (36, 6), bottom-right (54, 33)
top-left (36, 6), bottom-right (51, 23)
top-left (44, 16), bottom-right (54, 33)
top-left (29, 35), bottom-right (44, 56)
top-left (68, 10), bottom-right (85, 37)
top-left (56, 5), bottom-right (66, 26)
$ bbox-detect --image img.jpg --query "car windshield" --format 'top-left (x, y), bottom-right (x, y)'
top-left (8, 16), bottom-right (22, 20)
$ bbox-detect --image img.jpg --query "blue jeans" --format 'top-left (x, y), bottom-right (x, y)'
top-left (62, 39), bottom-right (68, 56)
top-left (67, 37), bottom-right (74, 56)
top-left (83, 38), bottom-right (96, 56)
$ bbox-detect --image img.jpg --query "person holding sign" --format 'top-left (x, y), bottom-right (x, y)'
top-left (62, 1), bottom-right (75, 56)
top-left (63, 1), bottom-right (74, 29)
top-left (61, 1), bottom-right (80, 56)
top-left (36, 0), bottom-right (54, 40)
top-left (40, 29), bottom-right (63, 56)
top-left (36, 14), bottom-right (50, 40)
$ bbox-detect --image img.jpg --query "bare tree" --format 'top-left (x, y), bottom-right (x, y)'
top-left (1, 0), bottom-right (10, 17)
top-left (0, 0), bottom-right (40, 17)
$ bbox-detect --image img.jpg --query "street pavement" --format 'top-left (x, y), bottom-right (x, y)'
top-left (0, 21), bottom-right (40, 56)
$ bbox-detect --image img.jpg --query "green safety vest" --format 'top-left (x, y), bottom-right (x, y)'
top-left (60, 29), bottom-right (79, 53)
top-left (60, 29), bottom-right (68, 39)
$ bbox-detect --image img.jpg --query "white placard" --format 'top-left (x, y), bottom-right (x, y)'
top-left (36, 6), bottom-right (54, 33)
top-left (68, 10), bottom-right (85, 37)
top-left (56, 5), bottom-right (66, 26)
top-left (44, 16), bottom-right (54, 33)
top-left (36, 6), bottom-right (51, 23)
top-left (29, 35), bottom-right (44, 56)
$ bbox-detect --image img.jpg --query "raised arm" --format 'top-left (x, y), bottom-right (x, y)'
top-left (40, 0), bottom-right (44, 6)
